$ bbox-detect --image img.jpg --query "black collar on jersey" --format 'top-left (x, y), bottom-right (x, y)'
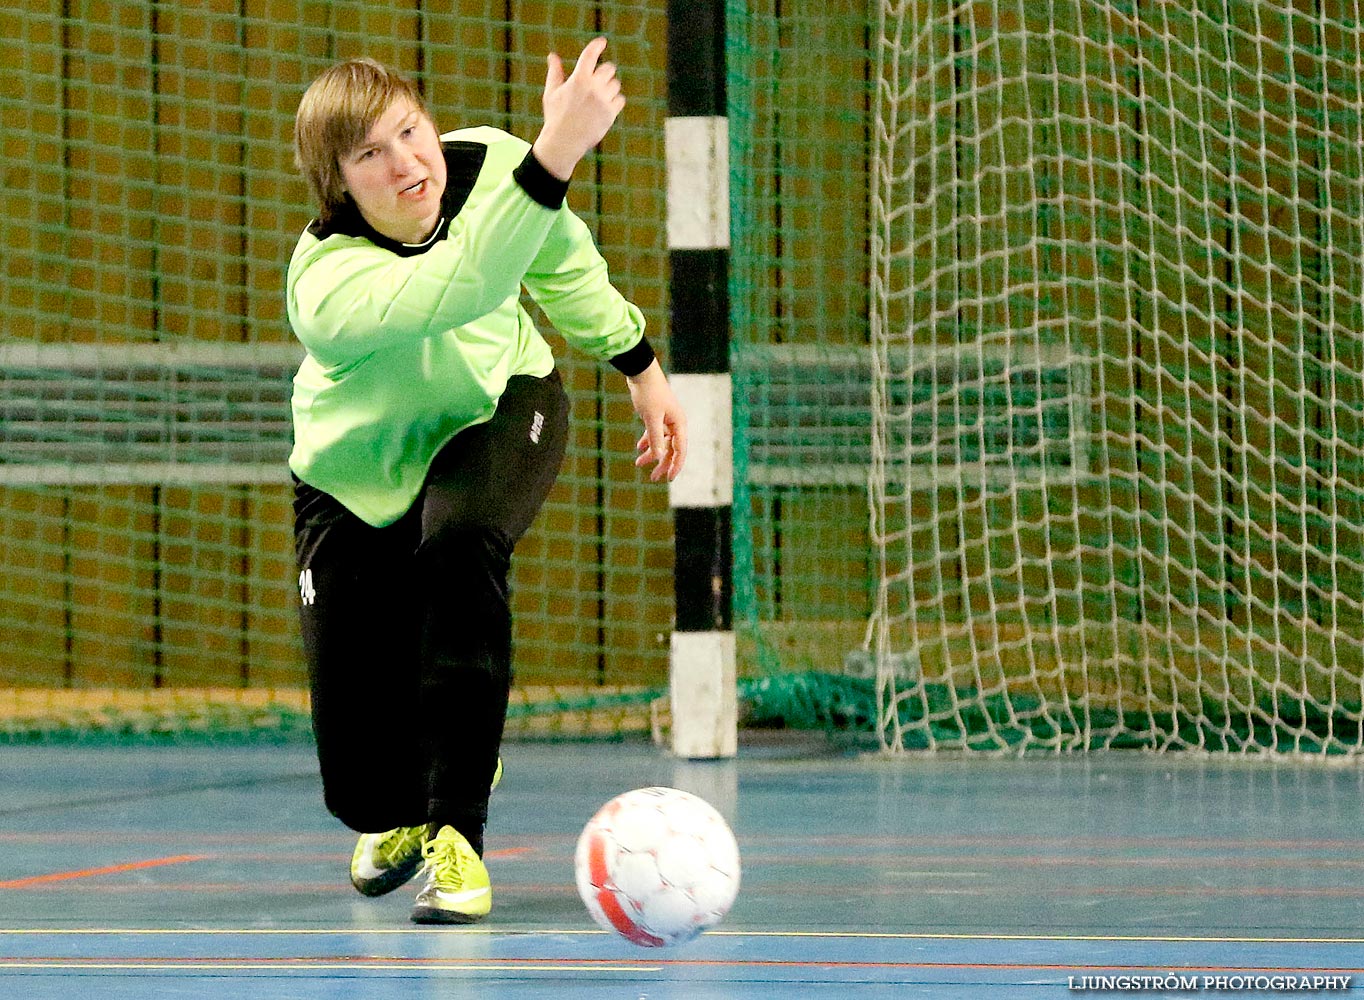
top-left (307, 140), bottom-right (489, 258)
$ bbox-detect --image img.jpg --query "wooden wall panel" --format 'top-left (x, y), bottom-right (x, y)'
top-left (0, 490), bottom-right (70, 685)
top-left (3, 0), bottom-right (68, 342)
top-left (244, 486), bottom-right (302, 688)
top-left (63, 3), bottom-right (156, 342)
top-left (423, 2), bottom-right (515, 134)
top-left (593, 2), bottom-right (671, 690)
top-left (152, 1), bottom-right (247, 343)
top-left (56, 6), bottom-right (161, 686)
top-left (241, 2), bottom-right (318, 345)
top-left (67, 488), bottom-right (156, 688)
top-left (329, 0), bottom-right (423, 72)
top-left (156, 487), bottom-right (247, 687)
top-left (2, 4), bottom-right (69, 686)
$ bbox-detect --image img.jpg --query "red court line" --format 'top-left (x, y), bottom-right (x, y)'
top-left (5, 883), bottom-right (353, 894)
top-left (0, 833), bottom-right (351, 845)
top-left (0, 855), bottom-right (210, 889)
top-left (0, 846), bottom-right (530, 891)
top-left (139, 847), bottom-right (532, 864)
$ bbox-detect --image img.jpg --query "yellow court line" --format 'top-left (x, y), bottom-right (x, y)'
top-left (0, 928), bottom-right (1361, 945)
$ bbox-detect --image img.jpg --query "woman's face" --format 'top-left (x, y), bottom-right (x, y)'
top-left (339, 98), bottom-right (447, 244)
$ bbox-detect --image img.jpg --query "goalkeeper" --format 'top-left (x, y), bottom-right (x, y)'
top-left (287, 37), bottom-right (686, 924)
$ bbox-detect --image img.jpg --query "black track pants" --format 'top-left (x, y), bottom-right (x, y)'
top-left (293, 371), bottom-right (569, 849)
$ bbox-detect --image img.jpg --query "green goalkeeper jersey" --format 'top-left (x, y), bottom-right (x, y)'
top-left (286, 125), bottom-right (651, 527)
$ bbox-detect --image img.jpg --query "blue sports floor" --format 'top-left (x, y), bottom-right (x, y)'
top-left (1, 738), bottom-right (1361, 998)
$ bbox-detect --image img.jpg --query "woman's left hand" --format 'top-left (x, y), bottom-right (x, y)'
top-left (626, 359), bottom-right (687, 482)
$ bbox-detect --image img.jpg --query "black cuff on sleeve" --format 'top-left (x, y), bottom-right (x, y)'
top-left (513, 149), bottom-right (569, 209)
top-left (609, 337), bottom-right (657, 377)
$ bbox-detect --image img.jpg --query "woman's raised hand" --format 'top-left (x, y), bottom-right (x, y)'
top-left (532, 37), bottom-right (625, 181)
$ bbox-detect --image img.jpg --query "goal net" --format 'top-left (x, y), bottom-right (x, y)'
top-left (868, 0), bottom-right (1364, 752)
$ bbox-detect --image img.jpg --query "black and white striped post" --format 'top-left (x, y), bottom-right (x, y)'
top-left (665, 0), bottom-right (735, 759)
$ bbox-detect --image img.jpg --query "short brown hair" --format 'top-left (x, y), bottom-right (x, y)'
top-left (293, 58), bottom-right (431, 225)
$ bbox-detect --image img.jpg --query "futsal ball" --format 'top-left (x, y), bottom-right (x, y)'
top-left (574, 786), bottom-right (741, 948)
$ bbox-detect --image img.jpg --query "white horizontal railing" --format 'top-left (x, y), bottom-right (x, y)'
top-left (0, 342), bottom-right (302, 486)
top-left (738, 341), bottom-right (1092, 489)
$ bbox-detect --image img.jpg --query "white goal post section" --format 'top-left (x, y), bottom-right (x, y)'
top-left (867, 1), bottom-right (1364, 753)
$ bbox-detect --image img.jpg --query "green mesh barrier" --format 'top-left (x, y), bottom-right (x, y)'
top-left (729, 0), bottom-right (879, 686)
top-left (1, 1), bottom-right (674, 741)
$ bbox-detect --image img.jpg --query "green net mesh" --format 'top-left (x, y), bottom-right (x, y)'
top-left (732, 0), bottom-right (1364, 753)
top-left (729, 0), bottom-right (878, 689)
top-left (2, 1), bottom-right (673, 742)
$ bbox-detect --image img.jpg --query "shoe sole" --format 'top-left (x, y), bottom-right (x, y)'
top-left (351, 854), bottom-right (424, 898)
top-left (410, 903), bottom-right (490, 924)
